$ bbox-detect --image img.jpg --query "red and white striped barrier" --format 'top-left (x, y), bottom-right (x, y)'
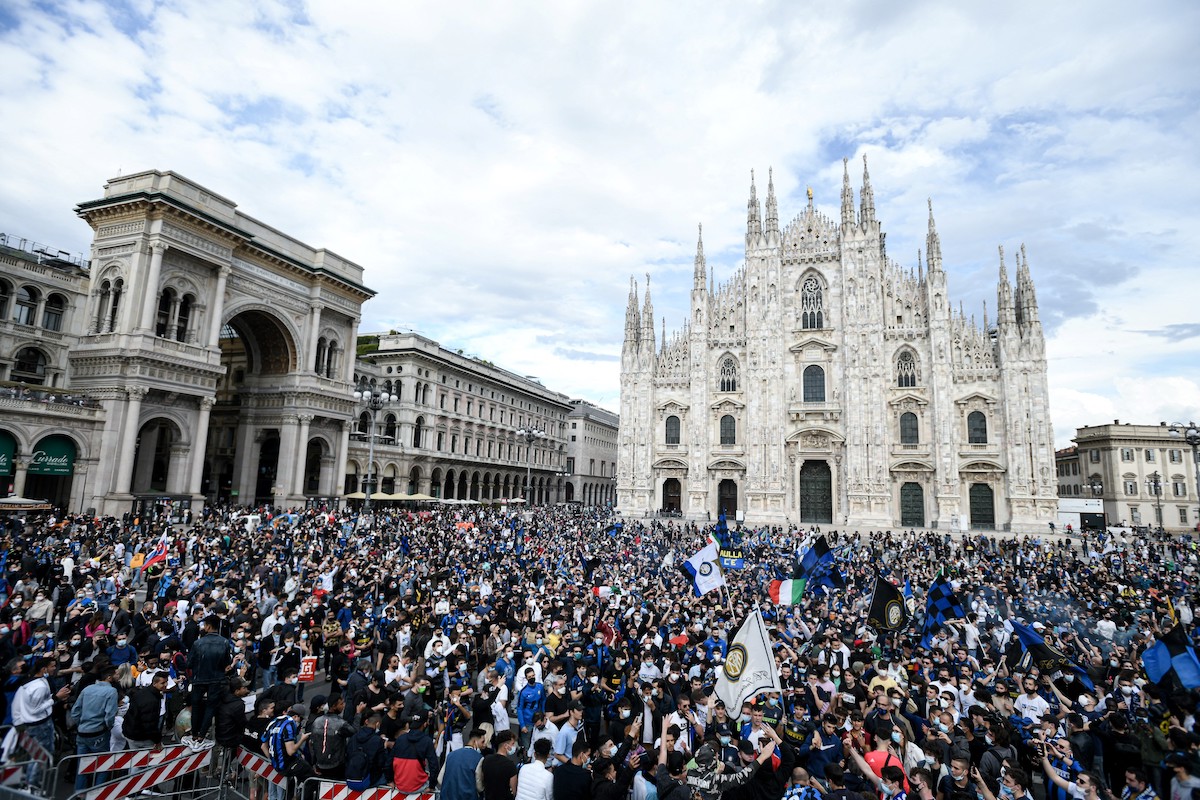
top-left (83, 748), bottom-right (211, 800)
top-left (238, 748), bottom-right (287, 787)
top-left (315, 781), bottom-right (436, 800)
top-left (14, 728), bottom-right (51, 763)
top-left (0, 764), bottom-right (25, 785)
top-left (78, 744), bottom-right (192, 774)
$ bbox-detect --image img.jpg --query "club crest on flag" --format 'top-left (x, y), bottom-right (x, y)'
top-left (723, 645), bottom-right (748, 680)
top-left (886, 600), bottom-right (904, 628)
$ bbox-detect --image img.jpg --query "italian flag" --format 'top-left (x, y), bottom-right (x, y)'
top-left (592, 586), bottom-right (620, 598)
top-left (768, 578), bottom-right (807, 605)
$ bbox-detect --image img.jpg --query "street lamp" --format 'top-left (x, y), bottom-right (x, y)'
top-left (353, 381), bottom-right (397, 521)
top-left (1169, 422), bottom-right (1200, 529)
top-left (1146, 471), bottom-right (1164, 529)
top-left (1086, 477), bottom-right (1104, 496)
top-left (516, 427), bottom-right (544, 505)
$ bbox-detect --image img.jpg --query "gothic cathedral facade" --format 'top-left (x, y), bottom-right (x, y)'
top-left (617, 160), bottom-right (1057, 532)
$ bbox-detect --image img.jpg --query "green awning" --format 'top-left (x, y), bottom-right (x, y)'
top-left (0, 431), bottom-right (14, 476)
top-left (28, 435), bottom-right (75, 476)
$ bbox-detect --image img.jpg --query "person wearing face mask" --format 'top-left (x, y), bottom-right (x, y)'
top-left (976, 724), bottom-right (1016, 796)
top-left (480, 730), bottom-right (521, 800)
top-left (183, 614), bottom-right (231, 747)
top-left (516, 652), bottom-right (544, 695)
top-left (518, 668), bottom-right (548, 749)
top-left (106, 632), bottom-right (137, 666)
top-left (585, 633), bottom-right (611, 675)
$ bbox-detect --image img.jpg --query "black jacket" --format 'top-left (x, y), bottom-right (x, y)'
top-left (345, 726), bottom-right (386, 784)
top-left (215, 691), bottom-right (247, 747)
top-left (188, 633), bottom-right (232, 684)
top-left (123, 686), bottom-right (164, 744)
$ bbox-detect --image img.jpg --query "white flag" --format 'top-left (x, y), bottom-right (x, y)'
top-left (715, 610), bottom-right (781, 713)
top-left (681, 542), bottom-right (725, 597)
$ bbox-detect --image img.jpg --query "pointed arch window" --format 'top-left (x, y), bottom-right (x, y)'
top-left (801, 276), bottom-right (824, 329)
top-left (899, 412), bottom-right (919, 444)
top-left (896, 351), bottom-right (918, 388)
top-left (719, 414), bottom-right (736, 445)
top-left (967, 411), bottom-right (988, 444)
top-left (665, 415), bottom-right (681, 445)
top-left (802, 365), bottom-right (826, 402)
top-left (718, 357), bottom-right (738, 392)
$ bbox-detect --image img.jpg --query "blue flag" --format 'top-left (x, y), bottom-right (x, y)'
top-left (920, 573), bottom-right (965, 647)
top-left (1141, 623), bottom-right (1200, 689)
top-left (794, 536), bottom-right (844, 594)
top-left (1005, 619), bottom-right (1094, 690)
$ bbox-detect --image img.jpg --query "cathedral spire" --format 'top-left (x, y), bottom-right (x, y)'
top-left (765, 167), bottom-right (779, 237)
top-left (917, 249), bottom-right (924, 283)
top-left (641, 272), bottom-right (655, 353)
top-left (926, 198), bottom-right (942, 273)
top-left (1017, 243), bottom-right (1041, 330)
top-left (623, 276), bottom-right (641, 352)
top-left (840, 157), bottom-right (854, 228)
top-left (860, 154), bottom-right (876, 225)
top-left (693, 223), bottom-right (706, 289)
top-left (996, 245), bottom-right (1016, 327)
top-left (746, 169), bottom-right (762, 246)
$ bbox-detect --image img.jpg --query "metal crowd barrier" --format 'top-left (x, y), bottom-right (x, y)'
top-left (52, 744), bottom-right (282, 800)
top-left (0, 724), bottom-right (55, 796)
top-left (302, 779), bottom-right (438, 800)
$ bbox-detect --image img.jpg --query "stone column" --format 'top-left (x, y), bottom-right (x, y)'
top-left (189, 397), bottom-right (214, 496)
top-left (292, 414), bottom-right (314, 496)
top-left (334, 420), bottom-right (351, 499)
top-left (343, 318), bottom-right (360, 383)
top-left (131, 423), bottom-right (160, 492)
top-left (207, 266), bottom-right (232, 347)
top-left (306, 303), bottom-right (323, 373)
top-left (12, 460), bottom-right (28, 497)
top-left (318, 456), bottom-right (336, 498)
top-left (138, 243), bottom-right (167, 332)
top-left (276, 415), bottom-right (300, 506)
top-left (70, 465), bottom-right (89, 514)
top-left (232, 423), bottom-right (258, 503)
top-left (166, 445), bottom-right (190, 493)
top-left (114, 387), bottom-right (149, 495)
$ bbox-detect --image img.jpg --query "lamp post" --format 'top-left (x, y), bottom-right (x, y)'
top-left (1086, 478), bottom-right (1103, 497)
top-left (1146, 471), bottom-right (1164, 530)
top-left (1170, 421), bottom-right (1200, 530)
top-left (354, 381), bottom-right (396, 522)
top-left (516, 427), bottom-right (544, 505)
top-left (554, 470), bottom-right (569, 504)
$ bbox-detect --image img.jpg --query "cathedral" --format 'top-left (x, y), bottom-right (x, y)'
top-left (617, 159), bottom-right (1057, 532)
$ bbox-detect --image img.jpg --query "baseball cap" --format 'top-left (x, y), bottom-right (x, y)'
top-left (737, 740), bottom-right (756, 755)
top-left (289, 703), bottom-right (309, 719)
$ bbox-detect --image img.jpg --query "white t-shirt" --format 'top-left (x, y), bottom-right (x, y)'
top-left (1014, 692), bottom-right (1051, 721)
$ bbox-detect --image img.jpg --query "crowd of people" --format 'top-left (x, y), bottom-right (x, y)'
top-left (1, 503), bottom-right (1199, 800)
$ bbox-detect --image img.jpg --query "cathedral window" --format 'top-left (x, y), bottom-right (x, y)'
top-left (899, 412), bottom-right (919, 444)
top-left (665, 415), bottom-right (681, 445)
top-left (801, 276), bottom-right (824, 329)
top-left (967, 411), bottom-right (988, 444)
top-left (802, 365), bottom-right (826, 403)
top-left (720, 415), bottom-right (736, 445)
top-left (718, 357), bottom-right (738, 392)
top-left (896, 351), bottom-right (918, 388)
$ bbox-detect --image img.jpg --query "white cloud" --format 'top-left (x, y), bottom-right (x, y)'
top-left (1, 0), bottom-right (1198, 428)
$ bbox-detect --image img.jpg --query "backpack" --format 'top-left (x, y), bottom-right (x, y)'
top-left (345, 738), bottom-right (370, 781)
top-left (311, 715), bottom-right (349, 770)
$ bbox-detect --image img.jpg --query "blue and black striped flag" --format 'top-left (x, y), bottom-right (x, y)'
top-left (919, 572), bottom-right (965, 647)
top-left (1142, 622), bottom-right (1200, 690)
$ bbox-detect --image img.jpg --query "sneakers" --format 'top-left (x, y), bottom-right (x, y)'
top-left (181, 736), bottom-right (214, 751)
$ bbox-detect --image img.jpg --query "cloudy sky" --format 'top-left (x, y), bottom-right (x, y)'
top-left (2, 0), bottom-right (1198, 445)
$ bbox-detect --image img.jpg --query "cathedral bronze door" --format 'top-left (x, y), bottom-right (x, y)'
top-left (799, 461), bottom-right (832, 523)
top-left (900, 482), bottom-right (925, 527)
top-left (663, 478), bottom-right (682, 512)
top-left (718, 479), bottom-right (738, 517)
top-left (969, 483), bottom-right (995, 529)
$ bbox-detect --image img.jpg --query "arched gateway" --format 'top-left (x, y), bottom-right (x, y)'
top-left (72, 170), bottom-right (374, 514)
